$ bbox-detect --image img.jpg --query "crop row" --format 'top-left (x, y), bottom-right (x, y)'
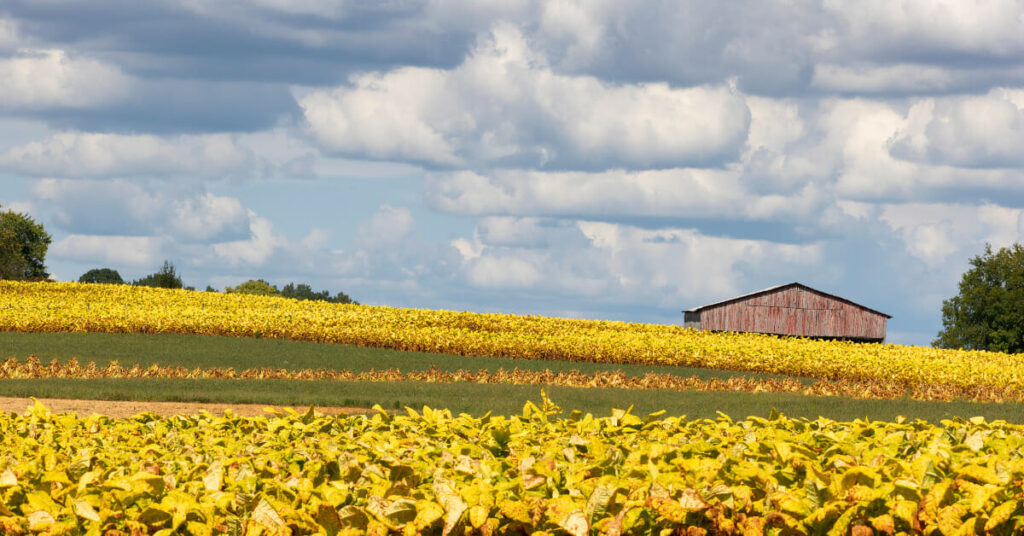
top-left (2, 282), bottom-right (1023, 393)
top-left (2, 398), bottom-right (1024, 535)
top-left (5, 356), bottom-right (1024, 404)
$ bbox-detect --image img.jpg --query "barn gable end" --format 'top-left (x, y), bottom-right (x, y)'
top-left (682, 283), bottom-right (890, 342)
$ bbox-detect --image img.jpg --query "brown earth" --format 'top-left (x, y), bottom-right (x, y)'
top-left (0, 396), bottom-right (376, 418)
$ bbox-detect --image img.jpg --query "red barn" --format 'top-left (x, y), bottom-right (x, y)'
top-left (682, 282), bottom-right (890, 342)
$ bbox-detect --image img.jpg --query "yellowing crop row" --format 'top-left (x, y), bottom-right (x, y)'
top-left (2, 281), bottom-right (1023, 394)
top-left (2, 399), bottom-right (1024, 535)
top-left (6, 356), bottom-right (1024, 403)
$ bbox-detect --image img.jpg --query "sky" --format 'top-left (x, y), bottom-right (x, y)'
top-left (3, 1), bottom-right (1024, 346)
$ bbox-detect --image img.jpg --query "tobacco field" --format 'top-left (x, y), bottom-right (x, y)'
top-left (3, 282), bottom-right (1024, 400)
top-left (3, 399), bottom-right (1024, 536)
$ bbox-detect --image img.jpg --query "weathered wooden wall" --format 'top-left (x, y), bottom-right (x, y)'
top-left (697, 286), bottom-right (887, 340)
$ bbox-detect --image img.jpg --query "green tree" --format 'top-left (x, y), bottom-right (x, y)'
top-left (225, 279), bottom-right (281, 297)
top-left (281, 282), bottom-right (357, 304)
top-left (0, 206), bottom-right (52, 280)
top-left (79, 268), bottom-right (126, 285)
top-left (0, 228), bottom-right (28, 280)
top-left (132, 261), bottom-right (184, 289)
top-left (934, 243), bottom-right (1024, 353)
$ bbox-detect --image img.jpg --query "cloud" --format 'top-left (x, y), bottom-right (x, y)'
top-left (880, 202), bottom-right (1024, 266)
top-left (300, 23), bottom-right (750, 170)
top-left (212, 214), bottom-right (282, 266)
top-left (30, 179), bottom-right (253, 243)
top-left (426, 168), bottom-right (827, 223)
top-left (0, 132), bottom-right (269, 179)
top-left (50, 234), bottom-right (163, 268)
top-left (0, 49), bottom-right (133, 110)
top-left (811, 98), bottom-right (1024, 200)
top-left (454, 218), bottom-right (824, 305)
top-left (465, 255), bottom-right (541, 288)
top-left (824, 0), bottom-right (1024, 60)
top-left (355, 205), bottom-right (414, 246)
top-left (0, 17), bottom-right (18, 51)
top-left (4, 0), bottom-right (475, 89)
top-left (810, 63), bottom-right (954, 94)
top-left (889, 89), bottom-right (1024, 168)
top-left (170, 194), bottom-right (252, 243)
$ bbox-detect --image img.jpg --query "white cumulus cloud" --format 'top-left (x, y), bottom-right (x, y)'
top-left (889, 89), bottom-right (1024, 168)
top-left (31, 179), bottom-right (253, 244)
top-left (880, 202), bottom-right (1024, 266)
top-left (0, 131), bottom-right (266, 180)
top-left (300, 23), bottom-right (750, 170)
top-left (0, 49), bottom-right (133, 110)
top-left (454, 218), bottom-right (824, 305)
top-left (51, 235), bottom-right (163, 268)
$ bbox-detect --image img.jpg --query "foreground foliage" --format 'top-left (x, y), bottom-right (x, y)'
top-left (4, 282), bottom-right (1024, 397)
top-left (2, 399), bottom-right (1024, 535)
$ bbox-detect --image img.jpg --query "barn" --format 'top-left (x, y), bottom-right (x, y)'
top-left (682, 282), bottom-right (890, 342)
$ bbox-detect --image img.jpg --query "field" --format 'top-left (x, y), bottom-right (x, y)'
top-left (4, 281), bottom-right (1024, 534)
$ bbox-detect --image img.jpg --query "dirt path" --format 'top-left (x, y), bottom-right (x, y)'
top-left (0, 396), bottom-right (377, 418)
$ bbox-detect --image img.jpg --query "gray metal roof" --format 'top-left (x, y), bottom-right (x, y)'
top-left (682, 282), bottom-right (892, 319)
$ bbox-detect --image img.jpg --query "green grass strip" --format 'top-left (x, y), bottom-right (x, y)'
top-left (0, 331), bottom-right (797, 381)
top-left (1, 378), bottom-right (1022, 423)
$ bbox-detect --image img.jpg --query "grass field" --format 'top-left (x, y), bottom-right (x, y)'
top-left (0, 330), bottom-right (795, 380)
top-left (4, 331), bottom-right (1024, 422)
top-left (5, 378), bottom-right (1024, 422)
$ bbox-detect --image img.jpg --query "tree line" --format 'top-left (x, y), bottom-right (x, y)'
top-left (79, 261), bottom-right (357, 304)
top-left (1, 204), bottom-right (356, 305)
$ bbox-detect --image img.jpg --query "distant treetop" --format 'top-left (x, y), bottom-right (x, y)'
top-left (132, 261), bottom-right (184, 289)
top-left (225, 279), bottom-right (280, 297)
top-left (79, 268), bottom-right (125, 285)
top-left (281, 282), bottom-right (357, 304)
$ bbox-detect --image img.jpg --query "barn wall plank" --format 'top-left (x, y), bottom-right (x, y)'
top-left (698, 286), bottom-right (886, 340)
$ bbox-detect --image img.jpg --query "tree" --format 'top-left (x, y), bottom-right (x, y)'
top-left (934, 243), bottom-right (1024, 353)
top-left (225, 279), bottom-right (280, 297)
top-left (132, 261), bottom-right (184, 289)
top-left (79, 268), bottom-right (126, 285)
top-left (281, 282), bottom-right (358, 304)
top-left (0, 206), bottom-right (52, 280)
top-left (0, 228), bottom-right (28, 280)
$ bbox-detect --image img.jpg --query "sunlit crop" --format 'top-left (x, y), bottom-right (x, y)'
top-left (6, 356), bottom-right (1024, 403)
top-left (2, 398), bottom-right (1023, 535)
top-left (3, 281), bottom-right (1024, 399)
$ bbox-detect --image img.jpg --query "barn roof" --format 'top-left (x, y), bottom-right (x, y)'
top-left (682, 282), bottom-right (892, 319)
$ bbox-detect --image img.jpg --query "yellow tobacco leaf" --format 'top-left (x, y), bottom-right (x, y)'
top-left (468, 505), bottom-right (488, 529)
top-left (26, 510), bottom-right (55, 532)
top-left (983, 500), bottom-right (1017, 532)
top-left (204, 461), bottom-right (224, 492)
top-left (73, 499), bottom-right (101, 522)
top-left (250, 498), bottom-right (285, 530)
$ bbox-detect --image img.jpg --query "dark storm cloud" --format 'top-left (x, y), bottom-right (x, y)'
top-left (528, 1), bottom-right (1024, 97)
top-left (2, 0), bottom-right (470, 86)
top-left (25, 79), bottom-right (299, 134)
top-left (536, 1), bottom-right (821, 96)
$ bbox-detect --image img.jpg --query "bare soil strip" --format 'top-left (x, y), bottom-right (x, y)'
top-left (0, 396), bottom-right (376, 418)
